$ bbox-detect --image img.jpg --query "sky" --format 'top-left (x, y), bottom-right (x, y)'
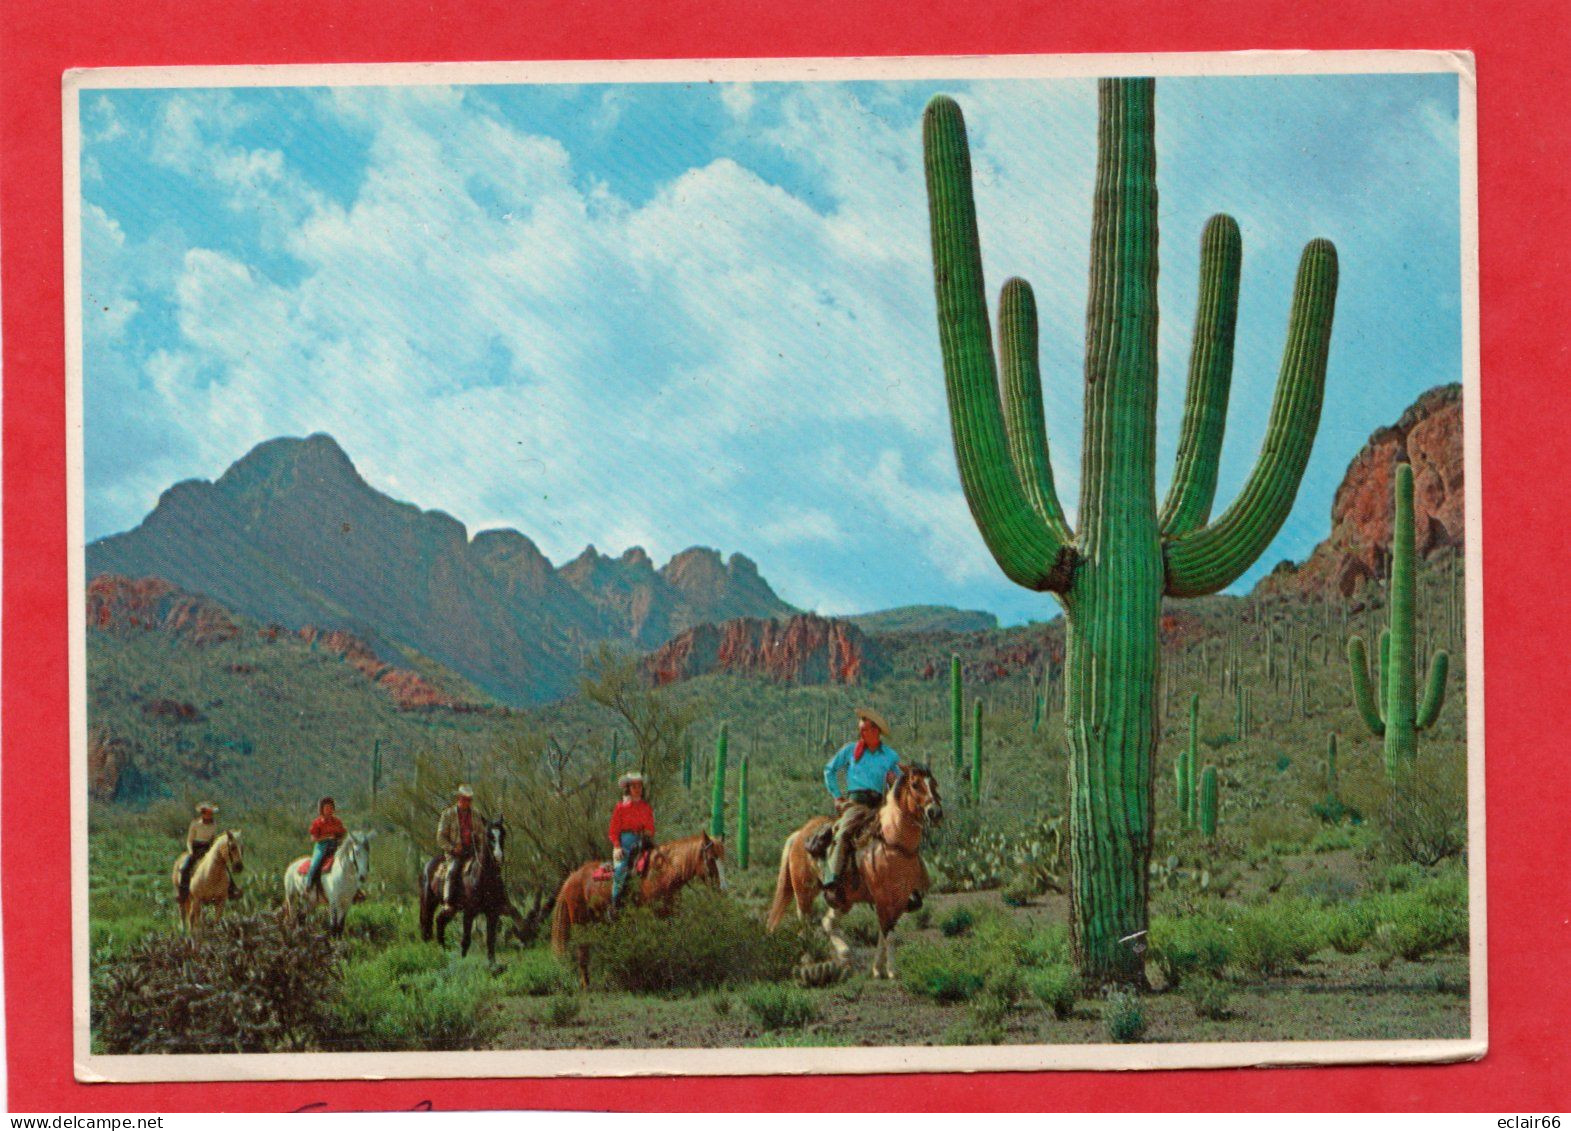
top-left (78, 70), bottom-right (1462, 625)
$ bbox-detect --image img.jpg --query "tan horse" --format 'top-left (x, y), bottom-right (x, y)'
top-left (170, 829), bottom-right (245, 937)
top-left (767, 764), bottom-right (942, 978)
top-left (551, 831), bottom-right (726, 989)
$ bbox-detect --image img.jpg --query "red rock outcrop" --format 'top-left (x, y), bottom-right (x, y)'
top-left (87, 575), bottom-right (240, 645)
top-left (647, 614), bottom-right (882, 687)
top-left (88, 730), bottom-right (135, 802)
top-left (1255, 384), bottom-right (1463, 598)
top-left (296, 624), bottom-right (476, 711)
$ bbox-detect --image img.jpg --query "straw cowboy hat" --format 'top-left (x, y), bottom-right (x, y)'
top-left (455, 784), bottom-right (475, 799)
top-left (195, 802), bottom-right (218, 814)
top-left (855, 706), bottom-right (893, 739)
top-left (618, 771), bottom-right (646, 789)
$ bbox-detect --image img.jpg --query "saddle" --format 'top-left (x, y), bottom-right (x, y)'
top-left (591, 849), bottom-right (653, 883)
top-left (296, 854), bottom-right (336, 876)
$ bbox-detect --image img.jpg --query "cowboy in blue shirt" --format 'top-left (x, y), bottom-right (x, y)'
top-left (819, 706), bottom-right (901, 894)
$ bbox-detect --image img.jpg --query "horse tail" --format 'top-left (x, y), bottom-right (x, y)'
top-left (550, 877), bottom-right (574, 956)
top-left (766, 832), bottom-right (798, 932)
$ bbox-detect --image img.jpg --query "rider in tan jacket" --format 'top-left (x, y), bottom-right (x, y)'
top-left (436, 785), bottom-right (485, 906)
top-left (180, 802), bottom-right (239, 900)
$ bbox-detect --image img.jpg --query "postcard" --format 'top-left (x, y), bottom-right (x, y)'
top-left (64, 50), bottom-right (1482, 1082)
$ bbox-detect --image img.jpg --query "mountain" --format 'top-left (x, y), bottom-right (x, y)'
top-left (847, 605), bottom-right (999, 635)
top-left (1255, 384), bottom-right (1464, 598)
top-left (87, 435), bottom-right (795, 704)
top-left (647, 613), bottom-right (882, 686)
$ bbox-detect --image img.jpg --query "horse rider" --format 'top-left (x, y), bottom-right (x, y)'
top-left (304, 796), bottom-right (347, 893)
top-left (818, 707), bottom-right (901, 896)
top-left (437, 784), bottom-right (485, 907)
top-left (179, 801), bottom-right (240, 901)
top-left (607, 771), bottom-right (655, 919)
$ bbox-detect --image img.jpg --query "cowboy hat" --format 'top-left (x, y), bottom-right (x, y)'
top-left (855, 706), bottom-right (893, 738)
top-left (195, 802), bottom-right (218, 814)
top-left (618, 771), bottom-right (646, 789)
top-left (455, 784), bottom-right (475, 798)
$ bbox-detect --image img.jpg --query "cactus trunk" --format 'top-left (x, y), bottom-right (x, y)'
top-left (924, 79), bottom-right (1335, 984)
top-left (971, 697), bottom-right (984, 802)
top-left (737, 754), bottom-right (750, 870)
top-left (710, 724), bottom-right (728, 841)
top-left (1326, 732), bottom-right (1339, 798)
top-left (1199, 765), bottom-right (1219, 838)
top-left (950, 654), bottom-right (963, 775)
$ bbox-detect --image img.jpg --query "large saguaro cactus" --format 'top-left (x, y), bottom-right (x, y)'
top-left (923, 79), bottom-right (1338, 982)
top-left (1347, 463), bottom-right (1449, 777)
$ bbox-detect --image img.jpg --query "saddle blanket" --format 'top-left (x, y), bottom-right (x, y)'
top-left (296, 855), bottom-right (336, 876)
top-left (591, 850), bottom-right (652, 882)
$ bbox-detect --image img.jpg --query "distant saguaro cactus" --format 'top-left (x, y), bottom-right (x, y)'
top-left (737, 754), bottom-right (750, 870)
top-left (924, 78), bottom-right (1337, 980)
top-left (1199, 766), bottom-right (1219, 839)
top-left (710, 724), bottom-right (729, 841)
top-left (971, 697), bottom-right (984, 802)
top-left (1325, 732), bottom-right (1339, 799)
top-left (1176, 694), bottom-right (1199, 828)
top-left (950, 654), bottom-right (963, 775)
top-left (1347, 464), bottom-right (1449, 778)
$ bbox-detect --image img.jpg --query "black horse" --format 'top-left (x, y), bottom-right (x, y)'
top-left (419, 815), bottom-right (543, 963)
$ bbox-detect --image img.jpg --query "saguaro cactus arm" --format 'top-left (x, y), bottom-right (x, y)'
top-left (1163, 238), bottom-right (1339, 597)
top-left (924, 96), bottom-right (1077, 593)
top-left (999, 278), bottom-right (1074, 543)
top-left (1347, 636), bottom-right (1386, 736)
top-left (1416, 650), bottom-right (1449, 730)
top-left (1160, 214), bottom-right (1242, 538)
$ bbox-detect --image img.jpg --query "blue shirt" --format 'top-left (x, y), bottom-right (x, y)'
top-left (824, 741), bottom-right (901, 798)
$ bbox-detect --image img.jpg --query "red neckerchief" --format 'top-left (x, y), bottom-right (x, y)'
top-left (853, 738), bottom-right (881, 762)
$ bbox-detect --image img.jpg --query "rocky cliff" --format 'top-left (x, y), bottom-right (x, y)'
top-left (647, 614), bottom-right (881, 686)
top-left (1255, 384), bottom-right (1463, 598)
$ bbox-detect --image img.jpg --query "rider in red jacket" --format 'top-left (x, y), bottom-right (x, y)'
top-left (608, 772), bottom-right (655, 916)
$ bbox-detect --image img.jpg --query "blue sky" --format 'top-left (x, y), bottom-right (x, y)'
top-left (79, 71), bottom-right (1462, 624)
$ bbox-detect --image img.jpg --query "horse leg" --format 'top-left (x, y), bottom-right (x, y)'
top-left (435, 905), bottom-right (455, 947)
top-left (460, 910), bottom-right (474, 958)
top-left (576, 944), bottom-right (590, 991)
top-left (419, 879), bottom-right (435, 942)
top-left (821, 907), bottom-right (852, 966)
top-left (486, 912), bottom-right (499, 966)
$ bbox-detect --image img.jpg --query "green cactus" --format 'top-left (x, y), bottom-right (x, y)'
top-left (1199, 766), bottom-right (1219, 838)
top-left (737, 754), bottom-right (750, 870)
top-left (1033, 691), bottom-right (1043, 734)
top-left (923, 79), bottom-right (1337, 981)
top-left (971, 696), bottom-right (984, 802)
top-left (1326, 732), bottom-right (1339, 798)
top-left (1347, 464), bottom-right (1449, 778)
top-left (950, 654), bottom-right (963, 775)
top-left (610, 730), bottom-right (620, 771)
top-left (1177, 693), bottom-right (1199, 828)
top-left (710, 724), bottom-right (728, 841)
top-left (369, 738), bottom-right (382, 805)
top-left (683, 738), bottom-right (693, 791)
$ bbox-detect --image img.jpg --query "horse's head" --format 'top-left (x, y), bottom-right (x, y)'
top-left (895, 764), bottom-right (943, 827)
top-left (486, 815), bottom-right (507, 868)
top-left (223, 829), bottom-right (245, 873)
top-left (345, 831), bottom-right (373, 885)
top-left (698, 830), bottom-right (727, 890)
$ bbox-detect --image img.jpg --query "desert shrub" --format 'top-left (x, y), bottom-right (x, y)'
top-left (1379, 757), bottom-right (1467, 866)
top-left (928, 816), bottom-right (1066, 894)
top-left (839, 908), bottom-right (880, 946)
top-left (1228, 902), bottom-right (1326, 976)
top-left (742, 983), bottom-right (819, 1031)
top-left (496, 948), bottom-right (571, 996)
top-left (1001, 877), bottom-right (1038, 907)
top-left (93, 913), bottom-right (341, 1053)
top-left (1025, 964), bottom-right (1081, 1020)
top-left (899, 940), bottom-right (989, 1003)
top-left (939, 907), bottom-right (975, 937)
top-left (709, 993), bottom-right (733, 1016)
top-left (1149, 915), bottom-right (1230, 987)
top-left (1184, 977), bottom-right (1233, 1021)
top-left (1018, 922), bottom-right (1071, 968)
top-left (1372, 899), bottom-right (1465, 964)
top-left (1293, 871), bottom-right (1358, 906)
top-left (1381, 863), bottom-right (1428, 892)
top-left (1324, 908), bottom-right (1374, 955)
top-left (341, 900), bottom-right (409, 948)
top-left (970, 967), bottom-right (1024, 1028)
top-left (1102, 988), bottom-right (1146, 1043)
top-left (331, 948), bottom-right (496, 1051)
top-left (1310, 795), bottom-right (1362, 827)
top-left (543, 992), bottom-right (583, 1026)
top-left (583, 887), bottom-right (798, 993)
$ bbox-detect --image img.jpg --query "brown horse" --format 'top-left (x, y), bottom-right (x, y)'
top-left (767, 764), bottom-right (942, 978)
top-left (551, 831), bottom-right (726, 988)
top-left (170, 829), bottom-right (245, 938)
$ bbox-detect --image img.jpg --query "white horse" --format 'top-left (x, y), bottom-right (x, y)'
top-left (283, 830), bottom-right (373, 935)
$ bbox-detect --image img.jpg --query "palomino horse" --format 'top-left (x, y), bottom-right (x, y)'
top-left (767, 763), bottom-right (943, 978)
top-left (551, 831), bottom-right (727, 989)
top-left (282, 830), bottom-right (373, 936)
top-left (419, 815), bottom-right (532, 963)
top-left (170, 829), bottom-right (245, 937)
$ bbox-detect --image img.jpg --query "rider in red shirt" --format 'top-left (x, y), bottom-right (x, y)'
top-left (608, 772), bottom-right (655, 917)
top-left (305, 797), bottom-right (347, 891)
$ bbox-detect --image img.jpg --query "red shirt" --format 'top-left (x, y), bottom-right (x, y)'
top-left (608, 798), bottom-right (655, 844)
top-left (457, 807), bottom-right (473, 850)
top-left (310, 814), bottom-right (347, 842)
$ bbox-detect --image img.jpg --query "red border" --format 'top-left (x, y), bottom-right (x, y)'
top-left (6, 0), bottom-right (1569, 1112)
